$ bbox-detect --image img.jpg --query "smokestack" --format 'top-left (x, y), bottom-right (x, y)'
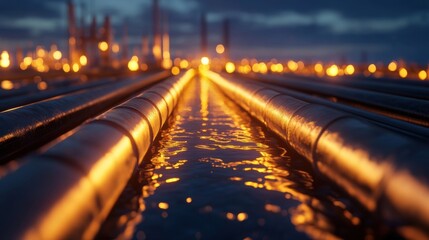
top-left (101, 15), bottom-right (111, 66)
top-left (162, 13), bottom-right (171, 68)
top-left (200, 13), bottom-right (208, 56)
top-left (67, 0), bottom-right (77, 64)
top-left (152, 0), bottom-right (162, 64)
top-left (122, 21), bottom-right (129, 64)
top-left (223, 19), bottom-right (230, 60)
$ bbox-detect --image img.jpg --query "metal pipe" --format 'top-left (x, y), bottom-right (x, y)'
top-left (0, 78), bottom-right (119, 112)
top-left (0, 72), bottom-right (169, 164)
top-left (0, 69), bottom-right (195, 240)
top-left (205, 70), bottom-right (429, 238)
top-left (244, 73), bottom-right (429, 127)
top-left (226, 74), bottom-right (429, 139)
top-left (282, 73), bottom-right (429, 100)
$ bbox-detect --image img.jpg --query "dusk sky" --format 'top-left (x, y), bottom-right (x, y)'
top-left (1, 0), bottom-right (429, 63)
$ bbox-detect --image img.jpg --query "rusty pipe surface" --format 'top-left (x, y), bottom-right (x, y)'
top-left (204, 70), bottom-right (429, 238)
top-left (0, 71), bottom-right (169, 164)
top-left (243, 73), bottom-right (429, 127)
top-left (0, 69), bottom-right (195, 240)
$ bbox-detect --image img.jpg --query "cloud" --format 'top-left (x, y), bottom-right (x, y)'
top-left (208, 10), bottom-right (429, 34)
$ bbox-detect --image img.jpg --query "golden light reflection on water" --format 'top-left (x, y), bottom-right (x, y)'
top-left (101, 77), bottom-right (370, 239)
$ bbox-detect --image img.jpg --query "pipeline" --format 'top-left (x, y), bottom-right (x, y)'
top-left (204, 70), bottom-right (429, 238)
top-left (244, 73), bottom-right (429, 127)
top-left (0, 71), bottom-right (169, 164)
top-left (0, 78), bottom-right (119, 112)
top-left (281, 73), bottom-right (429, 101)
top-left (248, 77), bottom-right (429, 140)
top-left (0, 69), bottom-right (195, 240)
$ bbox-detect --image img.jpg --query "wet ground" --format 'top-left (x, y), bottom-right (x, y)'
top-left (97, 77), bottom-right (387, 240)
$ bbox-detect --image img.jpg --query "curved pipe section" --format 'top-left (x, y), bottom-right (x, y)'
top-left (0, 69), bottom-right (195, 240)
top-left (204, 70), bottom-right (429, 238)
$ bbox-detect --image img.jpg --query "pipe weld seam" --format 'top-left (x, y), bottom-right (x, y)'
top-left (146, 91), bottom-right (170, 116)
top-left (89, 120), bottom-right (140, 162)
top-left (113, 106), bottom-right (155, 144)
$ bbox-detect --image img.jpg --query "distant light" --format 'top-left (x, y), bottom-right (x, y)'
top-left (98, 41), bottom-right (109, 52)
top-left (63, 63), bottom-right (71, 73)
top-left (216, 44), bottom-right (225, 54)
top-left (368, 64), bottom-right (377, 74)
top-left (314, 63), bottom-right (323, 73)
top-left (158, 202), bottom-right (169, 210)
top-left (141, 63), bottom-right (148, 71)
top-left (186, 197), bottom-right (192, 204)
top-left (237, 212), bottom-right (248, 222)
top-left (79, 55), bottom-right (88, 66)
top-left (1, 80), bottom-right (13, 90)
top-left (53, 50), bottom-right (62, 60)
top-left (128, 56), bottom-right (139, 72)
top-left (259, 62), bottom-right (268, 74)
top-left (36, 48), bottom-right (46, 58)
top-left (226, 212), bottom-right (235, 220)
top-left (72, 63), bottom-right (80, 72)
top-left (418, 70), bottom-right (427, 81)
top-left (345, 64), bottom-right (355, 75)
top-left (37, 81), bottom-right (48, 90)
top-left (171, 66), bottom-right (180, 76)
top-left (388, 61), bottom-right (398, 72)
top-left (112, 43), bottom-right (120, 53)
top-left (165, 178), bottom-right (180, 183)
top-left (225, 62), bottom-right (236, 73)
top-left (326, 64), bottom-right (339, 77)
top-left (0, 51), bottom-right (11, 68)
top-left (23, 56), bottom-right (32, 66)
top-left (179, 59), bottom-right (189, 69)
top-left (399, 68), bottom-right (408, 78)
top-left (287, 60), bottom-right (299, 72)
top-left (201, 57), bottom-right (210, 65)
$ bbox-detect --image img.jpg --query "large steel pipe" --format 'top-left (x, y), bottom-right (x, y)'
top-left (244, 73), bottom-right (429, 127)
top-left (0, 69), bottom-right (195, 240)
top-left (0, 78), bottom-right (118, 112)
top-left (0, 72), bottom-right (169, 164)
top-left (205, 70), bottom-right (429, 238)
top-left (281, 73), bottom-right (429, 100)
top-left (250, 79), bottom-right (429, 140)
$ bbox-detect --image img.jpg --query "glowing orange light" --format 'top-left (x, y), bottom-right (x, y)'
top-left (388, 61), bottom-right (397, 72)
top-left (128, 56), bottom-right (139, 72)
top-left (287, 60), bottom-right (299, 72)
top-left (112, 43), bottom-right (120, 53)
top-left (166, 178), bottom-right (180, 183)
top-left (23, 56), bottom-right (32, 66)
top-left (201, 57), bottom-right (210, 65)
top-left (399, 68), bottom-right (408, 78)
top-left (0, 51), bottom-right (11, 68)
top-left (72, 63), bottom-right (80, 72)
top-left (98, 41), bottom-right (109, 52)
top-left (1, 80), bottom-right (13, 90)
top-left (158, 202), bottom-right (169, 210)
top-left (186, 197), bottom-right (192, 203)
top-left (226, 213), bottom-right (235, 220)
top-left (418, 70), bottom-right (427, 81)
top-left (63, 63), bottom-right (71, 73)
top-left (259, 62), bottom-right (268, 74)
top-left (225, 62), bottom-right (235, 73)
top-left (216, 44), bottom-right (225, 54)
top-left (314, 63), bottom-right (323, 73)
top-left (326, 64), bottom-right (339, 77)
top-left (36, 48), bottom-right (46, 58)
top-left (179, 59), bottom-right (189, 69)
top-left (345, 64), bottom-right (355, 75)
top-left (53, 50), bottom-right (62, 60)
top-left (368, 64), bottom-right (377, 73)
top-left (79, 55), bottom-right (88, 66)
top-left (171, 66), bottom-right (180, 76)
top-left (237, 212), bottom-right (248, 222)
top-left (37, 81), bottom-right (48, 90)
